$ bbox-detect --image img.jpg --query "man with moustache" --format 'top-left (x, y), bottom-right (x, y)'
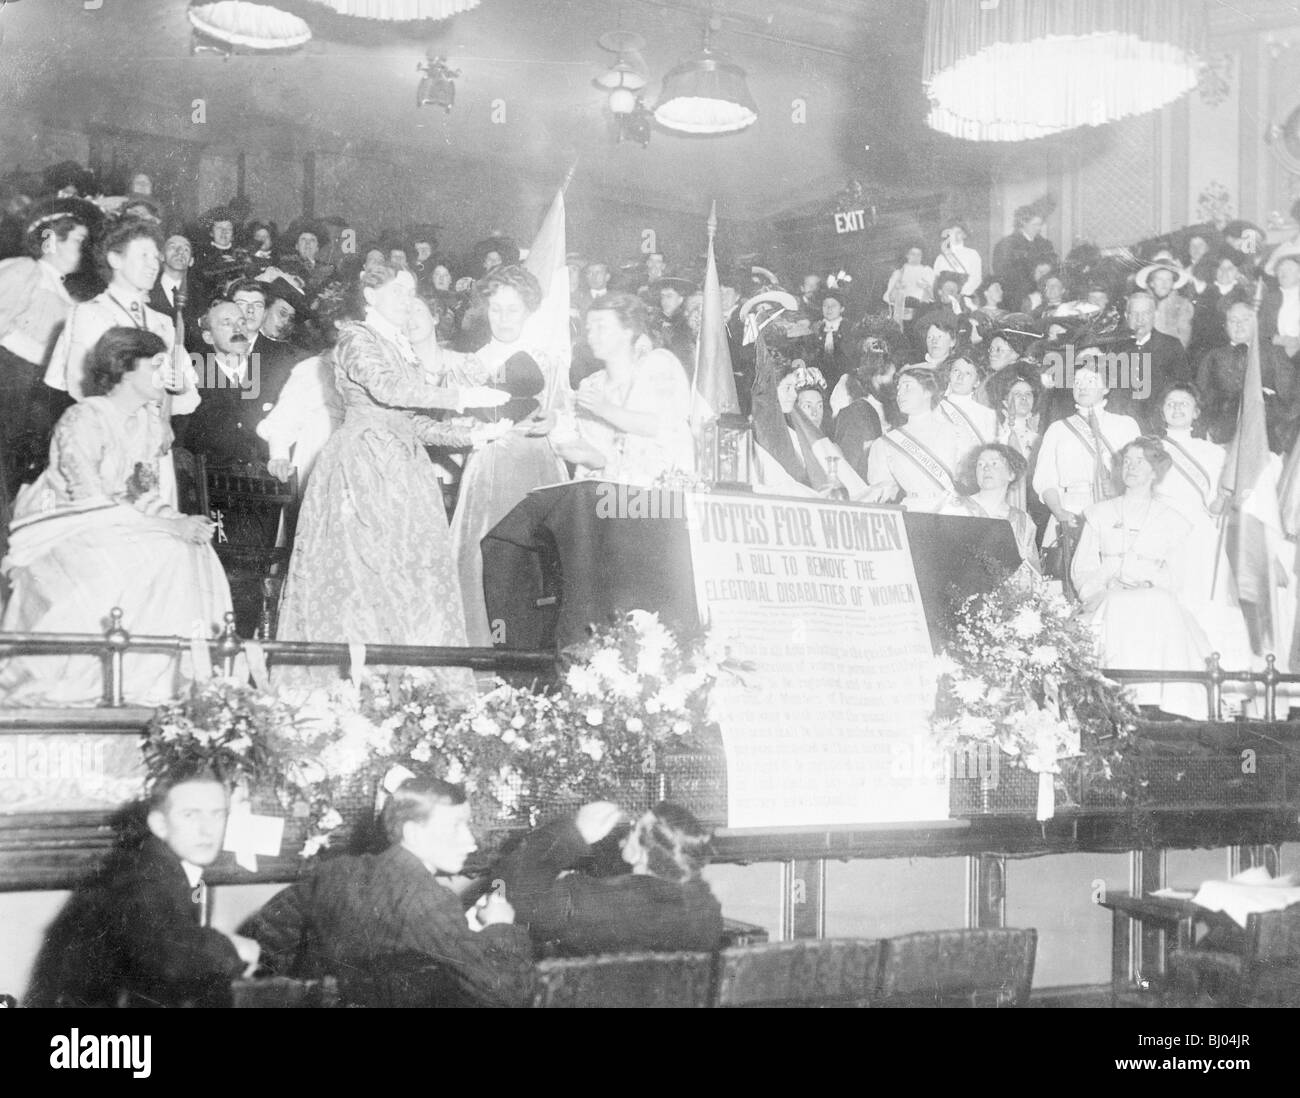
top-left (180, 298), bottom-right (288, 469)
top-left (1111, 290), bottom-right (1190, 430)
top-left (27, 768), bottom-right (259, 1008)
top-left (832, 330), bottom-right (899, 481)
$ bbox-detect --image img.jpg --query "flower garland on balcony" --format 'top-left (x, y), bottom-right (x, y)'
top-left (143, 612), bottom-right (731, 861)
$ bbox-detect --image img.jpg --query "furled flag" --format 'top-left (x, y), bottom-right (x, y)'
top-left (522, 174), bottom-right (573, 411)
top-left (1218, 323), bottom-right (1290, 657)
top-left (689, 200), bottom-right (740, 434)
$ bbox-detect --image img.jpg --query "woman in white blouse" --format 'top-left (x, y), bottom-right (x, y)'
top-left (551, 293), bottom-right (693, 486)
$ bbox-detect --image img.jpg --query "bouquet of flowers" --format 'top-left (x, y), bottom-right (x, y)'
top-left (932, 575), bottom-right (1139, 798)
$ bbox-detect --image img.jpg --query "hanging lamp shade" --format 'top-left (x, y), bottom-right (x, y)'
top-left (187, 2), bottom-right (312, 50)
top-left (317, 0), bottom-right (479, 16)
top-left (923, 0), bottom-right (1204, 142)
top-left (653, 48), bottom-right (758, 135)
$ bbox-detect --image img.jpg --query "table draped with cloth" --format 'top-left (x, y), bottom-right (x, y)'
top-left (480, 481), bottom-right (1022, 653)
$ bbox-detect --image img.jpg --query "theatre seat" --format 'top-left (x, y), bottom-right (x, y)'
top-left (531, 951), bottom-right (715, 1008)
top-left (713, 939), bottom-right (882, 1008)
top-left (875, 928), bottom-right (1037, 1007)
top-left (1168, 902), bottom-right (1300, 1007)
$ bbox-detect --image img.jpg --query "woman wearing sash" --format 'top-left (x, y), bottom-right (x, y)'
top-left (1031, 362), bottom-right (1141, 555)
top-left (0, 329), bottom-right (229, 706)
top-left (864, 367), bottom-right (960, 512)
top-left (1072, 437), bottom-right (1212, 719)
top-left (937, 356), bottom-right (996, 466)
top-left (1156, 385), bottom-right (1253, 671)
top-left (990, 365), bottom-right (1041, 513)
top-left (940, 443), bottom-right (1040, 572)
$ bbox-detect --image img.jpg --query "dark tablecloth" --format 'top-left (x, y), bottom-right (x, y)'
top-left (481, 483), bottom-right (1020, 652)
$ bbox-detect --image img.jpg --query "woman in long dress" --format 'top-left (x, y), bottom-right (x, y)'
top-left (863, 367), bottom-right (961, 512)
top-left (0, 328), bottom-right (228, 706)
top-left (447, 266), bottom-right (567, 648)
top-left (940, 442), bottom-right (1040, 572)
top-left (550, 293), bottom-right (693, 485)
top-left (1072, 437), bottom-right (1213, 719)
top-left (1155, 385), bottom-right (1253, 672)
top-left (274, 261), bottom-right (507, 692)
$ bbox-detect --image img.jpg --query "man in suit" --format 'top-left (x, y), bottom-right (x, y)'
top-left (1112, 291), bottom-right (1190, 430)
top-left (179, 298), bottom-right (292, 469)
top-left (242, 777), bottom-right (535, 1008)
top-left (149, 232), bottom-right (203, 354)
top-left (26, 768), bottom-right (258, 1007)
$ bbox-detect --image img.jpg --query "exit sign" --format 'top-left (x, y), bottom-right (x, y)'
top-left (834, 209), bottom-right (866, 234)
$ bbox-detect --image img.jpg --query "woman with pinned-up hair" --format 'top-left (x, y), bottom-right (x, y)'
top-left (549, 293), bottom-right (694, 486)
top-left (940, 442), bottom-right (1040, 573)
top-left (273, 260), bottom-right (509, 694)
top-left (863, 366), bottom-right (961, 512)
top-left (494, 800), bottom-right (724, 958)
top-left (1071, 436), bottom-right (1213, 719)
top-left (442, 264), bottom-right (568, 647)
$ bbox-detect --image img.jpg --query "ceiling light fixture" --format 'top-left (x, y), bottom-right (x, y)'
top-left (417, 55), bottom-right (459, 110)
top-left (923, 0), bottom-right (1203, 142)
top-left (319, 0), bottom-right (479, 18)
top-left (653, 12), bottom-right (757, 135)
top-left (187, 1), bottom-right (312, 55)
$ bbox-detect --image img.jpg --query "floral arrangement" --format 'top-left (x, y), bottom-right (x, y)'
top-left (932, 574), bottom-right (1139, 801)
top-left (140, 613), bottom-right (728, 862)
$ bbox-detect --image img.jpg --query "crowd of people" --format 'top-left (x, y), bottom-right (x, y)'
top-left (1, 163), bottom-right (1299, 715)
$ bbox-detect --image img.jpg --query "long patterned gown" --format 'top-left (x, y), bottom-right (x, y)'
top-left (274, 318), bottom-right (475, 696)
top-left (0, 397), bottom-right (232, 705)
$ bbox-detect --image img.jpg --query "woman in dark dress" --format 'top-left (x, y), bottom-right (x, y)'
top-left (494, 800), bottom-right (723, 958)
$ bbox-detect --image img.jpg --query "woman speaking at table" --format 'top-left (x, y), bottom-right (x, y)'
top-left (549, 293), bottom-right (694, 486)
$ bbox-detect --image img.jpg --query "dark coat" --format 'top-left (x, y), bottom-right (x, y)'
top-left (26, 836), bottom-right (243, 1008)
top-left (241, 844), bottom-right (535, 1008)
top-left (176, 335), bottom-right (297, 467)
top-left (991, 232), bottom-right (1058, 314)
top-left (1111, 329), bottom-right (1191, 430)
top-left (1196, 341), bottom-right (1299, 453)
top-left (148, 277), bottom-right (204, 355)
top-left (494, 817), bottom-right (724, 958)
top-left (831, 398), bottom-right (883, 482)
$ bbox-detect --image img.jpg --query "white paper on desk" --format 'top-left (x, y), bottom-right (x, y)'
top-left (1192, 870), bottom-right (1300, 928)
top-left (1150, 888), bottom-right (1195, 899)
top-left (222, 810), bottom-right (286, 872)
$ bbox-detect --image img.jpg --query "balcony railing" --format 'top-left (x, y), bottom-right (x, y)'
top-left (0, 608), bottom-right (555, 706)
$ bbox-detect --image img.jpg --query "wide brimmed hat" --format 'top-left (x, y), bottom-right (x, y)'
top-left (651, 276), bottom-right (697, 297)
top-left (738, 289), bottom-right (799, 325)
top-left (258, 274), bottom-right (311, 316)
top-left (1134, 262), bottom-right (1191, 291)
top-left (23, 196), bottom-right (103, 238)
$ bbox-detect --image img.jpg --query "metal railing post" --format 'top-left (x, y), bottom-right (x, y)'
top-left (101, 607), bottom-right (129, 708)
top-left (215, 612), bottom-right (243, 679)
top-left (1205, 652), bottom-right (1223, 722)
top-left (1263, 654), bottom-right (1280, 722)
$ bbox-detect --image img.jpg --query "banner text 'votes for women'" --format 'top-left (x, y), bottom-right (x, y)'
top-left (685, 494), bottom-right (945, 828)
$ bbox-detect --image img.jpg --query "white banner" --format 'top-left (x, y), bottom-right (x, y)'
top-left (685, 493), bottom-right (946, 827)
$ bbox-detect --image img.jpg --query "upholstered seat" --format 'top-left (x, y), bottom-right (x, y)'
top-left (1169, 902), bottom-right (1300, 1007)
top-left (532, 951), bottom-right (714, 1008)
top-left (713, 939), bottom-right (882, 1008)
top-left (875, 928), bottom-right (1037, 1007)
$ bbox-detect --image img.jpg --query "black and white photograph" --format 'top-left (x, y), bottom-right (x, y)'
top-left (1, 0), bottom-right (1299, 1066)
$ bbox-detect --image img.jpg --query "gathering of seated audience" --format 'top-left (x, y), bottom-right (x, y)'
top-left (2, 162), bottom-right (1299, 730)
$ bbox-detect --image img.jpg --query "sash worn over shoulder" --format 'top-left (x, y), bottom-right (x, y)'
top-left (1163, 437), bottom-right (1214, 509)
top-left (939, 398), bottom-right (987, 446)
top-left (1062, 414), bottom-right (1117, 463)
top-left (884, 428), bottom-right (956, 493)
